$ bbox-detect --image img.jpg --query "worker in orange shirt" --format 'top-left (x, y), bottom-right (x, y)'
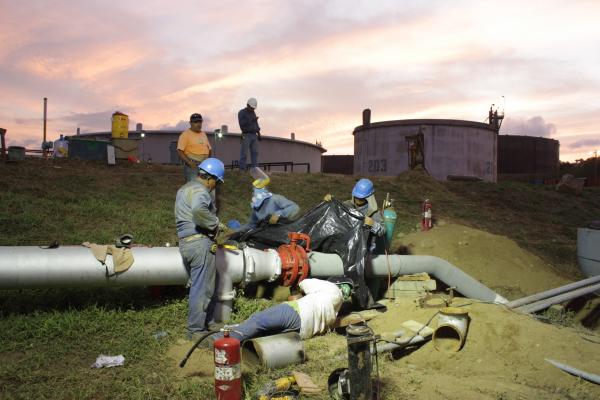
top-left (177, 113), bottom-right (213, 181)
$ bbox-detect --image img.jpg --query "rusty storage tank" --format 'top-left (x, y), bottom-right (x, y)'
top-left (498, 135), bottom-right (559, 182)
top-left (353, 116), bottom-right (498, 182)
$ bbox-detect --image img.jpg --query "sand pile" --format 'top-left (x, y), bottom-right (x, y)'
top-left (394, 222), bottom-right (571, 299)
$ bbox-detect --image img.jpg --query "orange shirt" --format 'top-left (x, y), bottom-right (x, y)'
top-left (177, 129), bottom-right (212, 161)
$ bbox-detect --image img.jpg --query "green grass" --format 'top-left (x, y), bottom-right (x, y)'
top-left (1, 158), bottom-right (599, 399)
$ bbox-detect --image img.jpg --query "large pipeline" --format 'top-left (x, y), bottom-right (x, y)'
top-left (0, 246), bottom-right (508, 321)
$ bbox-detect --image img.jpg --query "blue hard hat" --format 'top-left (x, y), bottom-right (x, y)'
top-left (198, 158), bottom-right (225, 182)
top-left (227, 219), bottom-right (242, 229)
top-left (352, 178), bottom-right (374, 199)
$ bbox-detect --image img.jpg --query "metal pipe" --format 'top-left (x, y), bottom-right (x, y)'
top-left (0, 246), bottom-right (188, 288)
top-left (515, 282), bottom-right (600, 314)
top-left (242, 332), bottom-right (305, 369)
top-left (545, 358), bottom-right (600, 385)
top-left (0, 247), bottom-right (506, 317)
top-left (308, 253), bottom-right (508, 304)
top-left (507, 274), bottom-right (600, 309)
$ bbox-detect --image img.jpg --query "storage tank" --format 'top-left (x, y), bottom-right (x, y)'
top-left (498, 135), bottom-right (560, 182)
top-left (353, 117), bottom-right (498, 182)
top-left (111, 112), bottom-right (129, 139)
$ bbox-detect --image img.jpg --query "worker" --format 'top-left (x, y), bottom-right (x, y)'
top-left (175, 157), bottom-right (227, 340)
top-left (212, 278), bottom-right (346, 343)
top-left (240, 178), bottom-right (300, 230)
top-left (177, 113), bottom-right (212, 181)
top-left (324, 178), bottom-right (386, 253)
top-left (238, 97), bottom-right (261, 170)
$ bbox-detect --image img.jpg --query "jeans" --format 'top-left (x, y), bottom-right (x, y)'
top-left (179, 236), bottom-right (216, 334)
top-left (221, 303), bottom-right (301, 342)
top-left (183, 163), bottom-right (199, 182)
top-left (239, 133), bottom-right (259, 170)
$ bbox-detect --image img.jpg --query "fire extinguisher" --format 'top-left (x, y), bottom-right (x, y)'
top-left (214, 329), bottom-right (242, 400)
top-left (421, 199), bottom-right (433, 231)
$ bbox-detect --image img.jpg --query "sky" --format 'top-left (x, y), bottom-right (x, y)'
top-left (1, 0), bottom-right (599, 162)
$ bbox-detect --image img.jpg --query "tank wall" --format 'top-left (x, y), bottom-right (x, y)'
top-left (498, 135), bottom-right (559, 181)
top-left (354, 123), bottom-right (497, 182)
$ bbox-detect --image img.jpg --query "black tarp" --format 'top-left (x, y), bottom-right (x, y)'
top-left (232, 199), bottom-right (374, 309)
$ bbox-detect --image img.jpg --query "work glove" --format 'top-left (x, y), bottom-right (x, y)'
top-left (323, 194), bottom-right (333, 202)
top-left (268, 214), bottom-right (280, 225)
top-left (364, 216), bottom-right (374, 227)
top-left (218, 222), bottom-right (229, 233)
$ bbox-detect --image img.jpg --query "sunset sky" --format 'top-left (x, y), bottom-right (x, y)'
top-left (1, 0), bottom-right (599, 161)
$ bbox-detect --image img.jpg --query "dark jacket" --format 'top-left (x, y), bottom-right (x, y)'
top-left (238, 107), bottom-right (260, 134)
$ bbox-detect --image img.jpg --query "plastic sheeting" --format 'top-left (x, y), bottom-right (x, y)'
top-left (233, 199), bottom-right (374, 308)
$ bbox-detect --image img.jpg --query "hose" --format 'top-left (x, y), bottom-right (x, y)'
top-left (179, 330), bottom-right (219, 368)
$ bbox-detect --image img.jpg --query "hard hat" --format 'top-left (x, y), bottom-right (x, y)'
top-left (352, 178), bottom-right (374, 199)
top-left (247, 97), bottom-right (257, 109)
top-left (252, 177), bottom-right (270, 189)
top-left (198, 158), bottom-right (225, 182)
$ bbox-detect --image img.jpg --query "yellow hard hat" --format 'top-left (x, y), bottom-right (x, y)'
top-left (252, 177), bottom-right (270, 189)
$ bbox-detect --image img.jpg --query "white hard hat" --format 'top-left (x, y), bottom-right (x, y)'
top-left (247, 97), bottom-right (257, 109)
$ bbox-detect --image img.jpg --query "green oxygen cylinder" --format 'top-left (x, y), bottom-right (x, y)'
top-left (383, 195), bottom-right (397, 250)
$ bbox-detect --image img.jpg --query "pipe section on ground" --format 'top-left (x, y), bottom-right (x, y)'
top-left (507, 274), bottom-right (600, 309)
top-left (545, 358), bottom-right (600, 385)
top-left (242, 332), bottom-right (305, 369)
top-left (515, 282), bottom-right (600, 314)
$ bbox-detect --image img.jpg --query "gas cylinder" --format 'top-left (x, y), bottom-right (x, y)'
top-left (383, 207), bottom-right (397, 251)
top-left (421, 199), bottom-right (433, 231)
top-left (214, 329), bottom-right (242, 400)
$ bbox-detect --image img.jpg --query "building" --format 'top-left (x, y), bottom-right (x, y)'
top-left (498, 135), bottom-right (560, 182)
top-left (353, 109), bottom-right (500, 182)
top-left (74, 127), bottom-right (325, 173)
top-left (321, 155), bottom-right (354, 174)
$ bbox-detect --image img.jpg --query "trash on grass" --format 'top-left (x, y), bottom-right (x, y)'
top-left (153, 330), bottom-right (168, 340)
top-left (91, 354), bottom-right (125, 368)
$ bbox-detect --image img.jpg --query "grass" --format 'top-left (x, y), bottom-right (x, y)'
top-left (1, 158), bottom-right (599, 399)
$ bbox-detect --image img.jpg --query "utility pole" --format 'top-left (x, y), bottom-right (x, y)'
top-left (0, 127), bottom-right (6, 160)
top-left (43, 97), bottom-right (48, 158)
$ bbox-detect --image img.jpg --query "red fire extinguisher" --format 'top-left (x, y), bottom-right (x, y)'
top-left (214, 329), bottom-right (242, 400)
top-left (421, 199), bottom-right (433, 231)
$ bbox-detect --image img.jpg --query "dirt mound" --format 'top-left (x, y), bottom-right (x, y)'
top-left (362, 297), bottom-right (600, 399)
top-left (394, 222), bottom-right (571, 299)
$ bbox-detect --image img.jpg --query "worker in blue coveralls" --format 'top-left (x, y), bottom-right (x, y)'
top-left (175, 158), bottom-right (228, 340)
top-left (238, 97), bottom-right (261, 170)
top-left (324, 178), bottom-right (386, 253)
top-left (240, 177), bottom-right (300, 230)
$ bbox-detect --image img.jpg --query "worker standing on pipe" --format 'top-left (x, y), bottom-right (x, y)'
top-left (240, 171), bottom-right (300, 231)
top-left (324, 178), bottom-right (386, 253)
top-left (211, 279), bottom-right (346, 343)
top-left (238, 97), bottom-right (260, 170)
top-left (175, 158), bottom-right (227, 340)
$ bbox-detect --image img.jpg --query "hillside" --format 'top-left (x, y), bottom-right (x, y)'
top-left (1, 158), bottom-right (599, 399)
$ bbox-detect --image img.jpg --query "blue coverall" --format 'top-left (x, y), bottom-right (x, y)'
top-left (242, 190), bottom-right (300, 230)
top-left (175, 180), bottom-right (220, 335)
